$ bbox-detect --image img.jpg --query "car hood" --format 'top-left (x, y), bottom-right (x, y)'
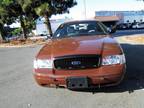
top-left (37, 35), bottom-right (119, 59)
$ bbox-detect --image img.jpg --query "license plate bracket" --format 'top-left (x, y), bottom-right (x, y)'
top-left (67, 77), bottom-right (89, 89)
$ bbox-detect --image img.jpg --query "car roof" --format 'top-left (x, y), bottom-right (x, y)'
top-left (62, 19), bottom-right (99, 25)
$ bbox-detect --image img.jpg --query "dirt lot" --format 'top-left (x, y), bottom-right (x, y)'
top-left (116, 34), bottom-right (144, 45)
top-left (0, 39), bottom-right (47, 48)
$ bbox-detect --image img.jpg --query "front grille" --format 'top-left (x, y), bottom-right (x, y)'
top-left (54, 55), bottom-right (101, 70)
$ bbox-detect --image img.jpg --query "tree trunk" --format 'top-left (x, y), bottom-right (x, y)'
top-left (44, 15), bottom-right (53, 37)
top-left (20, 16), bottom-right (27, 39)
top-left (0, 23), bottom-right (6, 41)
top-left (0, 34), bottom-right (2, 41)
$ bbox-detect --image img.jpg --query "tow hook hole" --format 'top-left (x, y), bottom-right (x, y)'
top-left (79, 84), bottom-right (83, 87)
top-left (72, 84), bottom-right (75, 87)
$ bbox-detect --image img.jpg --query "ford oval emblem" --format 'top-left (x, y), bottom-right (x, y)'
top-left (71, 61), bottom-right (81, 65)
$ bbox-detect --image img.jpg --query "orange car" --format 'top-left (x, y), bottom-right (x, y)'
top-left (33, 20), bottom-right (126, 90)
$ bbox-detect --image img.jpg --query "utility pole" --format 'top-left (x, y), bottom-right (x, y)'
top-left (84, 0), bottom-right (87, 19)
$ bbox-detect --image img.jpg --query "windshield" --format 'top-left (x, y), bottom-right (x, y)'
top-left (53, 21), bottom-right (108, 38)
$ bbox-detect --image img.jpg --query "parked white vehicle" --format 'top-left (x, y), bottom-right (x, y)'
top-left (132, 23), bottom-right (144, 29)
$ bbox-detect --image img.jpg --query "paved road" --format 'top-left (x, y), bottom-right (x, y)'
top-left (114, 29), bottom-right (144, 37)
top-left (1, 32), bottom-right (144, 108)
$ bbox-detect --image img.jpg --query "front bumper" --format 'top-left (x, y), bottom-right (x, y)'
top-left (34, 64), bottom-right (126, 89)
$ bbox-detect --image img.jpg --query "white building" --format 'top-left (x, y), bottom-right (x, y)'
top-left (95, 11), bottom-right (144, 24)
top-left (36, 18), bottom-right (71, 35)
top-left (123, 15), bottom-right (144, 23)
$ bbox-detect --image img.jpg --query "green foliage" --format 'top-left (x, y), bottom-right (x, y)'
top-left (1, 0), bottom-right (13, 5)
top-left (33, 0), bottom-right (77, 17)
top-left (0, 0), bottom-right (77, 39)
top-left (35, 3), bottom-right (50, 16)
top-left (32, 0), bottom-right (77, 36)
top-left (0, 0), bottom-right (38, 39)
top-left (11, 28), bottom-right (21, 36)
top-left (23, 17), bottom-right (36, 34)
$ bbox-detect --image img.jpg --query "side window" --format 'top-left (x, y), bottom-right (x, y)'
top-left (98, 22), bottom-right (109, 34)
top-left (67, 25), bottom-right (76, 36)
top-left (53, 24), bottom-right (67, 38)
top-left (87, 24), bottom-right (96, 33)
top-left (78, 24), bottom-right (88, 34)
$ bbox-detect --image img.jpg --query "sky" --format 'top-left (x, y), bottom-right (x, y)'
top-left (10, 0), bottom-right (144, 28)
top-left (51, 0), bottom-right (144, 19)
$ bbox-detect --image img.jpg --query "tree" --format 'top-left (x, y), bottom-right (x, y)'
top-left (0, 0), bottom-right (77, 40)
top-left (0, 0), bottom-right (26, 39)
top-left (0, 0), bottom-right (16, 40)
top-left (16, 0), bottom-right (38, 39)
top-left (0, 7), bottom-right (7, 40)
top-left (32, 0), bottom-right (77, 36)
top-left (0, 0), bottom-right (38, 40)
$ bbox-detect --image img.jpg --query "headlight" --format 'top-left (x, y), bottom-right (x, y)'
top-left (102, 54), bottom-right (126, 66)
top-left (34, 59), bottom-right (53, 69)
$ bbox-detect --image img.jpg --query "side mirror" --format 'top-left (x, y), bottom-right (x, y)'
top-left (107, 27), bottom-right (111, 33)
top-left (110, 27), bottom-right (116, 34)
top-left (107, 26), bottom-right (116, 34)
